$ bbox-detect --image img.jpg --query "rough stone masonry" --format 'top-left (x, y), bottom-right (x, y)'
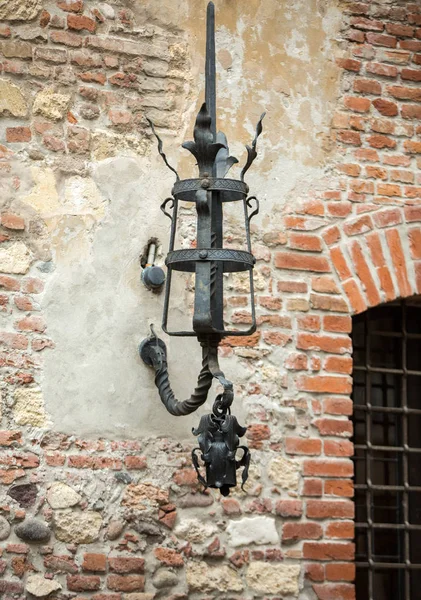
top-left (0, 0), bottom-right (420, 598)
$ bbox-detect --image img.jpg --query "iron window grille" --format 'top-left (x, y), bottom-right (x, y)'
top-left (352, 298), bottom-right (421, 600)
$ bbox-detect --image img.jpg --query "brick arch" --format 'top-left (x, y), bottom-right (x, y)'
top-left (322, 204), bottom-right (421, 314)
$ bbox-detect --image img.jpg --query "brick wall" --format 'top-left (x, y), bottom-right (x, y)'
top-left (0, 0), bottom-right (420, 599)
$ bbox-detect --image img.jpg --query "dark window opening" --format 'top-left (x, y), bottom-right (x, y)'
top-left (352, 299), bottom-right (421, 600)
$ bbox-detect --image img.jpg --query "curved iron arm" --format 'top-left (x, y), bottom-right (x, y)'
top-left (140, 328), bottom-right (233, 416)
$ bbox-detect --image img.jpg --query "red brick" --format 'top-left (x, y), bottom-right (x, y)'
top-left (0, 581), bottom-right (24, 594)
top-left (313, 583), bottom-right (355, 600)
top-left (402, 68), bottom-right (421, 83)
top-left (306, 563), bottom-right (325, 582)
top-left (283, 522), bottom-right (323, 542)
top-left (44, 554), bottom-right (78, 573)
top-left (324, 440), bottom-right (354, 457)
top-left (221, 332), bottom-right (260, 347)
top-left (405, 186), bottom-right (421, 199)
top-left (246, 424), bottom-right (270, 442)
top-left (22, 277), bottom-right (44, 294)
top-left (0, 431), bottom-right (22, 446)
top-left (6, 127), bottom-right (31, 143)
top-left (297, 333), bottom-right (351, 355)
top-left (325, 479), bottom-right (354, 497)
top-left (337, 130), bottom-right (361, 145)
top-left (303, 542), bottom-right (354, 561)
top-left (303, 479), bottom-right (323, 496)
top-left (0, 275), bottom-right (20, 291)
top-left (368, 134), bottom-right (396, 149)
top-left (329, 247), bottom-right (352, 281)
top-left (262, 331), bottom-right (291, 346)
top-left (366, 33), bottom-right (397, 48)
top-left (314, 418), bottom-right (353, 437)
top-left (406, 206), bottom-right (421, 222)
top-left (45, 452), bottom-right (66, 466)
top-left (388, 84), bottom-right (421, 101)
top-left (68, 455), bottom-right (123, 469)
top-left (107, 575), bottom-right (145, 592)
top-left (400, 39), bottom-right (421, 51)
top-left (323, 398), bottom-right (353, 416)
top-left (50, 30), bottom-right (82, 47)
top-left (349, 241), bottom-right (381, 307)
top-left (342, 279), bottom-right (366, 314)
top-left (297, 376), bottom-right (352, 395)
top-left (14, 316), bottom-right (46, 333)
top-left (82, 553), bottom-right (106, 572)
top-left (259, 296), bottom-right (282, 310)
top-left (347, 29), bottom-right (365, 43)
top-left (365, 166), bottom-right (386, 180)
top-left (343, 96), bottom-right (371, 113)
top-left (372, 98), bottom-right (398, 116)
top-left (325, 356), bottom-right (353, 374)
top-left (351, 17), bottom-right (383, 31)
top-left (373, 208), bottom-right (402, 228)
top-left (274, 252), bottom-right (330, 272)
top-left (39, 9), bottom-right (51, 27)
top-left (312, 276), bottom-right (339, 294)
top-left (344, 216), bottom-right (373, 237)
top-left (366, 61), bottom-right (398, 77)
top-left (386, 23), bottom-right (414, 37)
top-left (154, 547), bottom-right (184, 567)
top-left (57, 0), bottom-right (83, 11)
top-left (285, 437), bottom-right (322, 455)
top-left (124, 455), bottom-right (147, 470)
top-left (309, 294), bottom-right (347, 313)
top-left (289, 233), bottom-right (323, 252)
top-left (336, 58), bottom-right (361, 72)
top-left (383, 154), bottom-right (411, 167)
top-left (275, 500), bottom-right (303, 517)
top-left (386, 229), bottom-right (412, 297)
top-left (67, 13), bottom-right (96, 32)
top-left (326, 521), bottom-right (355, 539)
top-left (338, 163), bottom-right (361, 177)
top-left (303, 460), bottom-right (353, 478)
top-left (277, 280), bottom-right (308, 293)
top-left (404, 140), bottom-right (421, 154)
top-left (327, 201), bottom-right (352, 218)
top-left (307, 499), bottom-right (354, 520)
top-left (323, 316), bottom-right (352, 334)
top-left (365, 232), bottom-right (395, 301)
top-left (108, 557), bottom-right (144, 574)
top-left (297, 315), bottom-right (321, 332)
top-left (285, 352), bottom-right (308, 370)
top-left (0, 331), bottom-right (28, 350)
top-left (409, 228), bottom-right (421, 259)
top-left (325, 563), bottom-right (355, 582)
top-left (67, 575), bottom-right (101, 592)
top-left (353, 78), bottom-right (381, 95)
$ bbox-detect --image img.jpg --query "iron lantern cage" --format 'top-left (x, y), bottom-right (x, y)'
top-left (140, 2), bottom-right (265, 497)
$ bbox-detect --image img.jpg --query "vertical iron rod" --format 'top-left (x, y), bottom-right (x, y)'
top-left (205, 1), bottom-right (223, 333)
top-left (205, 1), bottom-right (217, 143)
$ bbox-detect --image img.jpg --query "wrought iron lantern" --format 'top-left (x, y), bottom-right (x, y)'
top-left (140, 2), bottom-right (264, 496)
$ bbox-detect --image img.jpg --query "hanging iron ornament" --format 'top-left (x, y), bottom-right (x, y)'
top-left (139, 2), bottom-right (264, 497)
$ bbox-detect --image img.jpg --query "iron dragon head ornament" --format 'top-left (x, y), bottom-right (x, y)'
top-left (140, 2), bottom-right (265, 496)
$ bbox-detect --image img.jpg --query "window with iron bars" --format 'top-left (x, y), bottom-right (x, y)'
top-left (352, 299), bottom-right (421, 600)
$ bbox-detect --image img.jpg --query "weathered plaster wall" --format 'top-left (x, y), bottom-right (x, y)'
top-left (18, 0), bottom-right (343, 437)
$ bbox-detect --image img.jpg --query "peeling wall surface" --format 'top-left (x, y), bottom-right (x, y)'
top-left (0, 0), bottom-right (421, 598)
